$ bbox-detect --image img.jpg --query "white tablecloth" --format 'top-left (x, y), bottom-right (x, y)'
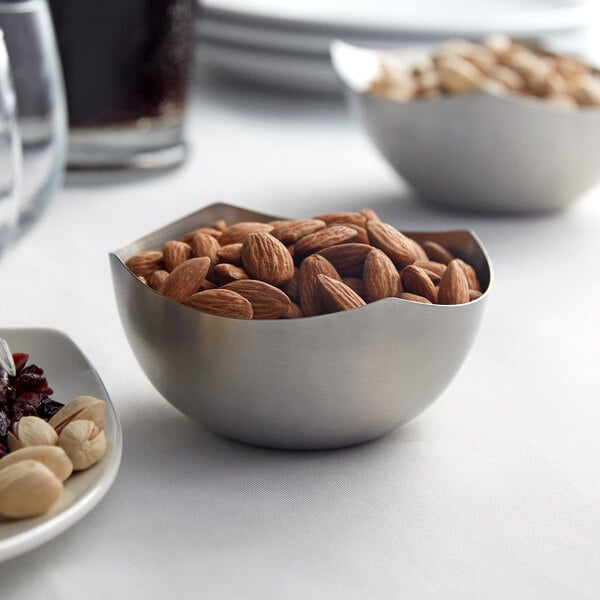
top-left (1, 68), bottom-right (599, 599)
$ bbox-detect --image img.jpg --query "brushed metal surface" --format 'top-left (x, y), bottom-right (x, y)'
top-left (332, 40), bottom-right (600, 214)
top-left (110, 203), bottom-right (492, 449)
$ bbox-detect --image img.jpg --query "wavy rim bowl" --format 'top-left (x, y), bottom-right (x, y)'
top-left (330, 39), bottom-right (600, 214)
top-left (110, 203), bottom-right (493, 449)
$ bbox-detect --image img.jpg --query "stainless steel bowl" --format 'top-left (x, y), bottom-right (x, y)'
top-left (331, 40), bottom-right (600, 213)
top-left (110, 203), bottom-right (493, 450)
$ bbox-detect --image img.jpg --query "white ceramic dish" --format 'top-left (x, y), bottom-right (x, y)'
top-left (201, 0), bottom-right (593, 35)
top-left (331, 40), bottom-right (600, 213)
top-left (0, 328), bottom-right (122, 563)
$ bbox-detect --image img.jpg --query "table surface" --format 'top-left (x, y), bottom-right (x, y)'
top-left (1, 66), bottom-right (599, 600)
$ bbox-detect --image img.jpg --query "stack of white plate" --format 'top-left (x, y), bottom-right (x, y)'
top-left (197, 0), bottom-right (599, 94)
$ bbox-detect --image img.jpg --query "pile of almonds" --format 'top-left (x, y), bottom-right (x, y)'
top-left (0, 396), bottom-right (107, 519)
top-left (125, 208), bottom-right (483, 320)
top-left (369, 33), bottom-right (600, 109)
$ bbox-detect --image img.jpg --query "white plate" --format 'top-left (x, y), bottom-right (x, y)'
top-left (199, 16), bottom-right (444, 57)
top-left (0, 328), bottom-right (122, 563)
top-left (199, 38), bottom-right (340, 93)
top-left (201, 0), bottom-right (594, 35)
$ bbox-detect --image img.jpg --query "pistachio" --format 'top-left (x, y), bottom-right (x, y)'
top-left (58, 420), bottom-right (107, 471)
top-left (49, 395), bottom-right (106, 434)
top-left (0, 459), bottom-right (63, 519)
top-left (7, 416), bottom-right (59, 451)
top-left (0, 445), bottom-right (73, 482)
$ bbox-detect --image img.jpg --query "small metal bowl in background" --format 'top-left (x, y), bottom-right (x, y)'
top-left (110, 203), bottom-right (493, 450)
top-left (331, 40), bottom-right (600, 213)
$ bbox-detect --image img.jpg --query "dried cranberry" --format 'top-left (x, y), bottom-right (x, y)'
top-left (0, 352), bottom-right (60, 440)
top-left (11, 353), bottom-right (29, 372)
top-left (37, 397), bottom-right (64, 420)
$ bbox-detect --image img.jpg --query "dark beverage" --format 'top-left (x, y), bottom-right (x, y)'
top-left (48, 0), bottom-right (196, 130)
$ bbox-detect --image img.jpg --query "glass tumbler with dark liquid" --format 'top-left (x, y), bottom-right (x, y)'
top-left (48, 0), bottom-right (197, 169)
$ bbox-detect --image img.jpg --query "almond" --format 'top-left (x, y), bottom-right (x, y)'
top-left (210, 263), bottom-right (249, 286)
top-left (363, 249), bottom-right (400, 302)
top-left (316, 274), bottom-right (366, 314)
top-left (282, 302), bottom-right (304, 319)
top-left (469, 289), bottom-right (483, 301)
top-left (317, 243), bottom-right (373, 277)
top-left (438, 259), bottom-right (470, 305)
top-left (180, 227), bottom-right (222, 243)
top-left (148, 269), bottom-right (169, 291)
top-left (413, 260), bottom-right (447, 277)
top-left (223, 279), bottom-right (291, 319)
top-left (293, 225), bottom-right (358, 259)
top-left (210, 219), bottom-right (227, 232)
top-left (199, 278), bottom-right (218, 291)
top-left (283, 267), bottom-right (300, 303)
top-left (190, 233), bottom-right (220, 265)
top-left (342, 277), bottom-right (365, 299)
top-left (299, 254), bottom-right (341, 317)
top-left (241, 232), bottom-right (294, 286)
top-left (408, 238), bottom-right (429, 262)
top-left (422, 241), bottom-right (454, 265)
top-left (331, 223), bottom-right (369, 245)
top-left (399, 293), bottom-right (433, 304)
top-left (219, 222), bottom-right (273, 245)
top-left (163, 240), bottom-right (192, 271)
top-left (401, 265), bottom-right (438, 303)
top-left (454, 258), bottom-right (481, 291)
top-left (159, 256), bottom-right (211, 303)
top-left (217, 243), bottom-right (243, 266)
top-left (125, 251), bottom-right (164, 278)
top-left (270, 219), bottom-right (326, 245)
top-left (359, 207), bottom-right (381, 223)
top-left (185, 289), bottom-right (253, 319)
top-left (311, 212), bottom-right (366, 227)
top-left (366, 222), bottom-right (416, 268)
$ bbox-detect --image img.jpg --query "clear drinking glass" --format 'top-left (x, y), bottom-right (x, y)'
top-left (0, 0), bottom-right (66, 226)
top-left (0, 29), bottom-right (21, 258)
